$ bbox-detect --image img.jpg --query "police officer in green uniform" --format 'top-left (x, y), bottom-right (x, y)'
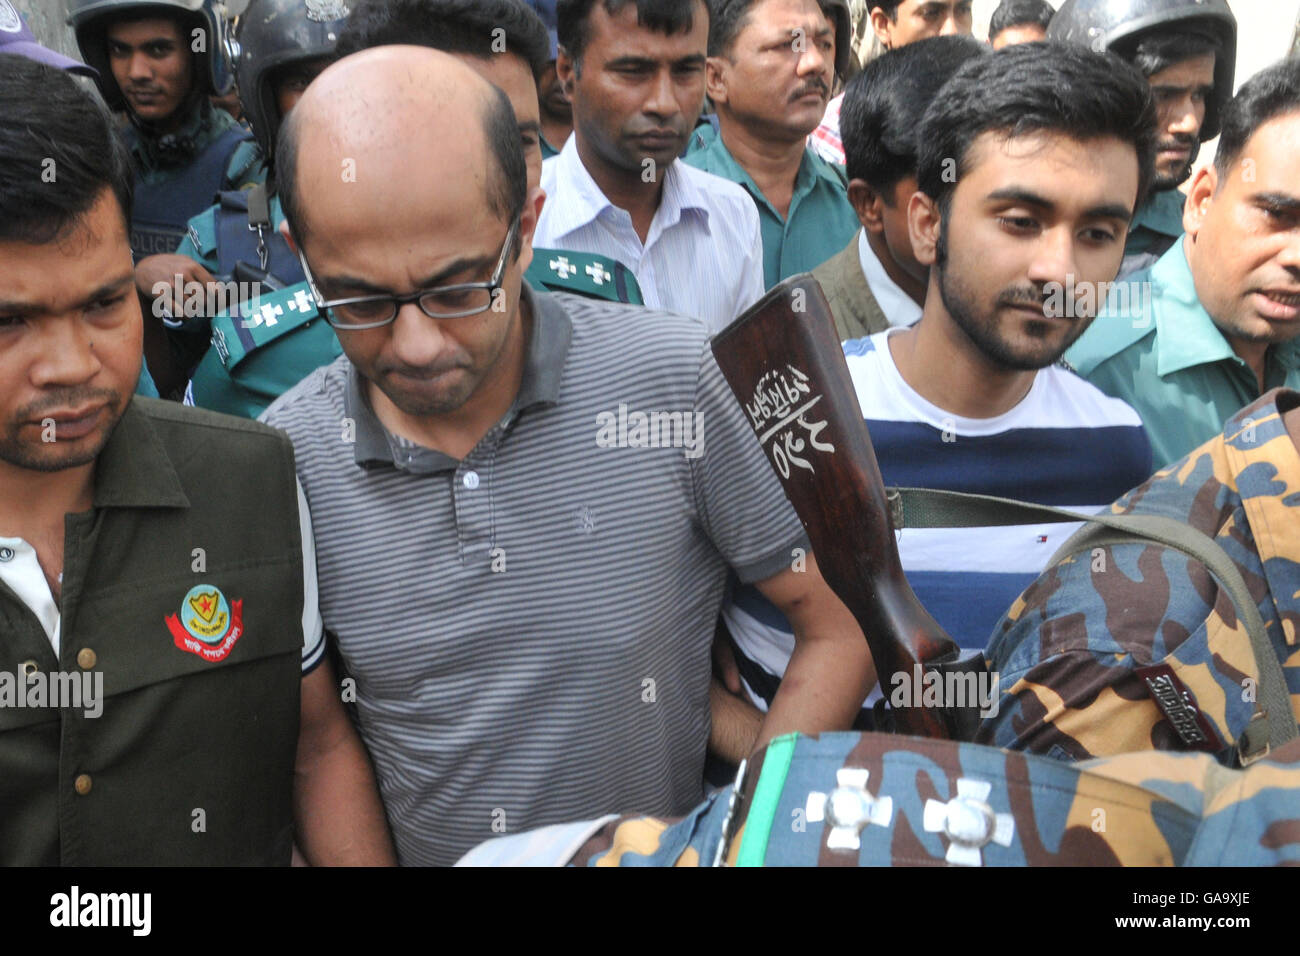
top-left (174, 0), bottom-right (349, 418)
top-left (0, 55), bottom-right (394, 865)
top-left (1049, 0), bottom-right (1237, 278)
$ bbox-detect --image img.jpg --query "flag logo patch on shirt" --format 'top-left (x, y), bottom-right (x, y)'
top-left (167, 584), bottom-right (244, 661)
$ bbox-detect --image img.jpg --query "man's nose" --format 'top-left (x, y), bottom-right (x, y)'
top-left (643, 68), bottom-right (678, 120)
top-left (127, 51), bottom-right (152, 82)
top-left (388, 301), bottom-right (453, 367)
top-left (1168, 98), bottom-right (1201, 137)
top-left (796, 34), bottom-right (829, 78)
top-left (31, 317), bottom-right (103, 389)
top-left (1026, 226), bottom-right (1077, 288)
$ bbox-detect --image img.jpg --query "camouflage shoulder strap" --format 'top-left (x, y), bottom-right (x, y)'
top-left (887, 486), bottom-right (1297, 765)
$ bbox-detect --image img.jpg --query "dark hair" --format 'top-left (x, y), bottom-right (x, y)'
top-left (1125, 28), bottom-right (1222, 80)
top-left (916, 42), bottom-right (1157, 218)
top-left (557, 0), bottom-right (703, 68)
top-left (336, 0), bottom-right (551, 80)
top-left (0, 55), bottom-right (133, 244)
top-left (706, 0), bottom-right (756, 59)
top-left (1214, 56), bottom-right (1300, 180)
top-left (870, 1), bottom-right (902, 19)
top-left (277, 81), bottom-right (526, 245)
top-left (841, 34), bottom-right (986, 196)
top-left (988, 0), bottom-right (1053, 40)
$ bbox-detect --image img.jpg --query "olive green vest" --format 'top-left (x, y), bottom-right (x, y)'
top-left (0, 398), bottom-right (304, 865)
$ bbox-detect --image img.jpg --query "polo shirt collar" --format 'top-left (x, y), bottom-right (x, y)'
top-left (1152, 238), bottom-right (1236, 377)
top-left (545, 135), bottom-right (710, 240)
top-left (93, 398), bottom-right (190, 509)
top-left (345, 282), bottom-right (573, 469)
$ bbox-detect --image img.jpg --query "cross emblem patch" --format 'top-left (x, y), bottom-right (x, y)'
top-left (550, 256), bottom-right (576, 279)
top-left (585, 262), bottom-right (612, 285)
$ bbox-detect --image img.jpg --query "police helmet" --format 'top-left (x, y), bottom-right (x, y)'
top-left (1049, 0), bottom-right (1237, 140)
top-left (66, 0), bottom-right (235, 110)
top-left (233, 0), bottom-right (349, 167)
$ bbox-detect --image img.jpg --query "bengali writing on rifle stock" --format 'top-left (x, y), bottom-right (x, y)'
top-left (742, 364), bottom-right (836, 478)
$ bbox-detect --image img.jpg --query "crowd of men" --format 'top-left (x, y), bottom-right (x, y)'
top-left (2, 0), bottom-right (1299, 867)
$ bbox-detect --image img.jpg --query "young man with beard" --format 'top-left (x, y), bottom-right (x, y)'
top-left (1067, 59), bottom-right (1300, 469)
top-left (684, 0), bottom-right (858, 289)
top-left (717, 43), bottom-right (1155, 728)
top-left (1050, 0), bottom-right (1237, 277)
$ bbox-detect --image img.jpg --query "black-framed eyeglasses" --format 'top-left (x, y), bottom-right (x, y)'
top-left (297, 219), bottom-right (520, 330)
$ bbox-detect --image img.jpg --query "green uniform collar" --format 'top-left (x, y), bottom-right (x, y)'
top-left (94, 398), bottom-right (191, 509)
top-left (345, 282), bottom-right (573, 468)
top-left (689, 129), bottom-right (842, 223)
top-left (1131, 186), bottom-right (1187, 240)
top-left (1152, 239), bottom-right (1300, 378)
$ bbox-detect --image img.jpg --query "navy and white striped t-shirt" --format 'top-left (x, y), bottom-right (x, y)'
top-left (725, 327), bottom-right (1153, 714)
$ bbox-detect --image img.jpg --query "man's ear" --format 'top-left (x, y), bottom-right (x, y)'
top-left (908, 190), bottom-right (941, 267)
top-left (1183, 163), bottom-right (1218, 239)
top-left (869, 7), bottom-right (894, 48)
top-left (705, 55), bottom-right (730, 105)
top-left (848, 178), bottom-right (884, 234)
top-left (516, 185), bottom-right (547, 276)
top-left (278, 219), bottom-right (298, 254)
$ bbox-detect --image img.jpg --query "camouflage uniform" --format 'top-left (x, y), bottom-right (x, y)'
top-left (977, 388), bottom-right (1300, 764)
top-left (456, 730), bottom-right (1300, 866)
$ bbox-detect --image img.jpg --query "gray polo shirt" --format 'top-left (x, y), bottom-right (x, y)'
top-left (262, 286), bottom-right (807, 865)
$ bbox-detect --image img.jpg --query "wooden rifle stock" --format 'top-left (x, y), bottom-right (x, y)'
top-left (711, 274), bottom-right (964, 738)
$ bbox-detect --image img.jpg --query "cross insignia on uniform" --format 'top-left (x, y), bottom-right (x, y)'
top-left (922, 776), bottom-right (1015, 867)
top-left (549, 256), bottom-right (576, 279)
top-left (805, 767), bottom-right (893, 851)
top-left (585, 262), bottom-right (612, 286)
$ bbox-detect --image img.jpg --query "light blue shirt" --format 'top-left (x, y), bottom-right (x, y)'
top-left (1067, 238), bottom-right (1300, 468)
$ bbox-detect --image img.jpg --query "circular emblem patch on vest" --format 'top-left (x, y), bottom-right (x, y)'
top-left (165, 584), bottom-right (245, 662)
top-left (0, 1), bottom-right (23, 33)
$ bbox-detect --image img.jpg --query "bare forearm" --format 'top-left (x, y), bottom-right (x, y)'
top-left (756, 629), bottom-right (875, 749)
top-left (294, 729), bottom-right (396, 866)
top-left (709, 679), bottom-right (765, 764)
